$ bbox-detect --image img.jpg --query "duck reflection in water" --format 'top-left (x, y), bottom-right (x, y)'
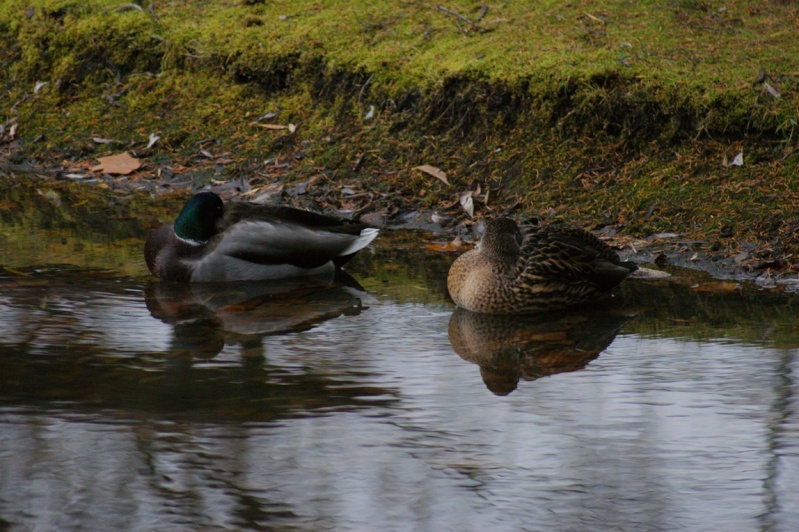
top-left (145, 271), bottom-right (370, 362)
top-left (448, 307), bottom-right (633, 395)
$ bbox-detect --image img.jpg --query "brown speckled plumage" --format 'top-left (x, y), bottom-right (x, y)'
top-left (447, 218), bottom-right (637, 314)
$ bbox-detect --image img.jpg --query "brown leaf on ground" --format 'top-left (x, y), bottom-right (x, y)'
top-left (91, 152), bottom-right (141, 175)
top-left (414, 164), bottom-right (449, 186)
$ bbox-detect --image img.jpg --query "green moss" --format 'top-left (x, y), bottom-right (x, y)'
top-left (1, 0), bottom-right (798, 255)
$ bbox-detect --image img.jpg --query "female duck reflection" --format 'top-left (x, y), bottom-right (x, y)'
top-left (448, 308), bottom-right (632, 395)
top-left (144, 272), bottom-right (370, 361)
top-left (445, 216), bottom-right (641, 394)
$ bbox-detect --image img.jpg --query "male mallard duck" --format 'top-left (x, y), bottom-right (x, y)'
top-left (447, 218), bottom-right (637, 314)
top-left (144, 192), bottom-right (379, 282)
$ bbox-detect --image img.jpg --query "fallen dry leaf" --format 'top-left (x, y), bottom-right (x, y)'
top-left (146, 133), bottom-right (160, 149)
top-left (1, 122), bottom-right (18, 142)
top-left (91, 152), bottom-right (141, 175)
top-left (414, 164), bottom-right (449, 186)
top-left (92, 137), bottom-right (121, 145)
top-left (763, 82), bottom-right (780, 98)
top-left (460, 191), bottom-right (475, 217)
top-left (255, 112), bottom-right (278, 122)
top-left (646, 232), bottom-right (680, 241)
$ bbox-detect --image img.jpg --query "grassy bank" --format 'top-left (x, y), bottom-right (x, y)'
top-left (1, 1), bottom-right (798, 267)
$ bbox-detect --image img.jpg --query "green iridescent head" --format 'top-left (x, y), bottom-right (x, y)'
top-left (173, 192), bottom-right (224, 243)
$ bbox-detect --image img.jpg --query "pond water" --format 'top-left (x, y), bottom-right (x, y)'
top-left (1, 178), bottom-right (798, 531)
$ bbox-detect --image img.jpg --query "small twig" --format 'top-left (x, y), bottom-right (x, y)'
top-left (583, 12), bottom-right (605, 24)
top-left (357, 74), bottom-right (373, 105)
top-left (352, 153), bottom-right (365, 172)
top-left (148, 2), bottom-right (159, 22)
top-left (114, 3), bottom-right (144, 14)
top-left (9, 94), bottom-right (33, 113)
top-left (476, 5), bottom-right (488, 21)
top-left (353, 194), bottom-right (376, 217)
top-left (346, 192), bottom-right (374, 201)
top-left (436, 5), bottom-right (473, 26)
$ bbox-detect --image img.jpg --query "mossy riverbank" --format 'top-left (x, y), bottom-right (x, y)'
top-left (1, 0), bottom-right (798, 277)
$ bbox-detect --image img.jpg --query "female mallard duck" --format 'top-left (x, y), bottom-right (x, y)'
top-left (145, 191), bottom-right (379, 282)
top-left (447, 218), bottom-right (637, 314)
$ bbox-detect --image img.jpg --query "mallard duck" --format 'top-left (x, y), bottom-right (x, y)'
top-left (144, 191), bottom-right (379, 282)
top-left (447, 218), bottom-right (637, 314)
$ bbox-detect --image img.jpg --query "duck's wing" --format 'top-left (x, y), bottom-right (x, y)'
top-left (520, 224), bottom-right (635, 289)
top-left (224, 202), bottom-right (360, 230)
top-left (213, 219), bottom-right (378, 269)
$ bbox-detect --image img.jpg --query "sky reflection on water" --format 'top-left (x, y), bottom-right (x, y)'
top-left (0, 266), bottom-right (798, 531)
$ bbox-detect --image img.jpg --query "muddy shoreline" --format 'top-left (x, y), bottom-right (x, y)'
top-left (3, 158), bottom-right (796, 295)
top-left (391, 208), bottom-right (799, 293)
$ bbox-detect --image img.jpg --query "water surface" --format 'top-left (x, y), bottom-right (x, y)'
top-left (1, 178), bottom-right (798, 531)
